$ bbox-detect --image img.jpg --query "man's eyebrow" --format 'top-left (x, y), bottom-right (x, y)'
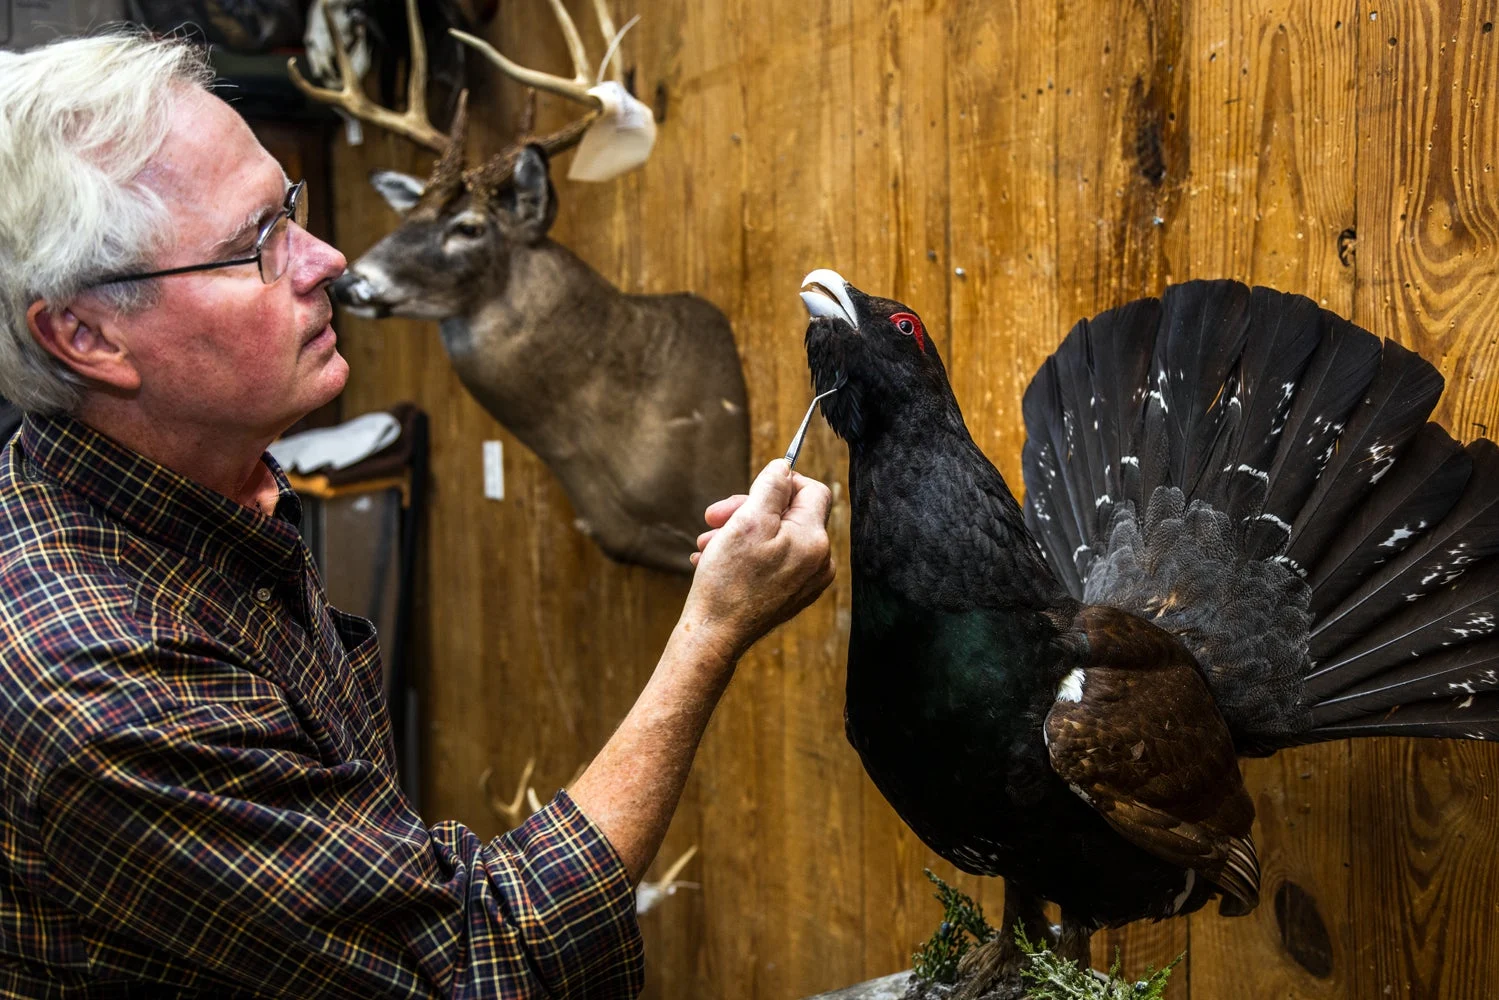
top-left (206, 176), bottom-right (292, 257)
top-left (207, 208), bottom-right (270, 257)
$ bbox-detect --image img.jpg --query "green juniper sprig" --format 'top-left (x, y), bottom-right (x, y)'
top-left (910, 870), bottom-right (994, 984)
top-left (1014, 923), bottom-right (1181, 1000)
top-left (910, 870), bottom-right (1182, 998)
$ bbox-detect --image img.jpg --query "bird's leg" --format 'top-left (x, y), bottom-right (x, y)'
top-left (1056, 911), bottom-right (1095, 970)
top-left (953, 881), bottom-right (1050, 1000)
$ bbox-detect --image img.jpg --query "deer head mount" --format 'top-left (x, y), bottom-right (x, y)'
top-left (292, 0), bottom-right (750, 575)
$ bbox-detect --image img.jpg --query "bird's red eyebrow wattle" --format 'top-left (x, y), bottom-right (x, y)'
top-left (891, 311), bottom-right (927, 354)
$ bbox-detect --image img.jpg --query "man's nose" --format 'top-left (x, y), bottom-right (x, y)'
top-left (290, 224), bottom-right (348, 293)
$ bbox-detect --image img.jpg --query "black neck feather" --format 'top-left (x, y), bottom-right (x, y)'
top-left (847, 410), bottom-right (1069, 613)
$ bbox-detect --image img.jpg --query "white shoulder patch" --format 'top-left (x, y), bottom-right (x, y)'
top-left (1172, 869), bottom-right (1198, 914)
top-left (1057, 667), bottom-right (1085, 703)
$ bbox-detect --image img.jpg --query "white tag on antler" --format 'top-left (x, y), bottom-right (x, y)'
top-left (567, 81), bottom-right (658, 182)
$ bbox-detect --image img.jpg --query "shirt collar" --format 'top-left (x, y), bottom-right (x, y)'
top-left (18, 412), bottom-right (305, 585)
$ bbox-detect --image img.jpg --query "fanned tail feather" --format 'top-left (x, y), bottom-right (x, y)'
top-left (1306, 694), bottom-right (1499, 740)
top-left (1200, 286), bottom-right (1323, 528)
top-left (1307, 439), bottom-right (1499, 660)
top-left (1282, 340), bottom-right (1445, 570)
top-left (1242, 316), bottom-right (1383, 565)
top-left (1309, 639), bottom-right (1499, 726)
top-left (1085, 298), bottom-right (1160, 516)
top-left (1022, 279), bottom-right (1499, 749)
top-left (1023, 354), bottom-right (1087, 595)
top-left (1139, 280), bottom-right (1253, 505)
top-left (1023, 299), bottom-right (1159, 593)
top-left (1303, 423), bottom-right (1470, 618)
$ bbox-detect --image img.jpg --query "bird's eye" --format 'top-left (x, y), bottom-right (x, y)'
top-left (889, 311), bottom-right (927, 354)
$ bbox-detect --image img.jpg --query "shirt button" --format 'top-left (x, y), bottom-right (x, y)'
top-left (254, 586), bottom-right (273, 605)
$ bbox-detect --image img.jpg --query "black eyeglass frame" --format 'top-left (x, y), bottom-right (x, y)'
top-left (96, 181), bottom-right (307, 287)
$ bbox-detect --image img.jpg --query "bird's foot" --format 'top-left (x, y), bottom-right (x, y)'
top-left (950, 934), bottom-right (1031, 1000)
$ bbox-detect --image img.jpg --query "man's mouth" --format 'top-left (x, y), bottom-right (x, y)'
top-left (303, 306), bottom-right (335, 346)
top-left (800, 268), bottom-right (860, 329)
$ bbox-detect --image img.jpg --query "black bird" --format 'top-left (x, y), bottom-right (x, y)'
top-left (799, 269), bottom-right (1499, 990)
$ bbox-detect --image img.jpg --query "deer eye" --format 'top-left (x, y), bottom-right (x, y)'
top-left (451, 219), bottom-right (486, 239)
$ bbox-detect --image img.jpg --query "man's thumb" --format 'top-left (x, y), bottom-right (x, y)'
top-left (745, 458), bottom-right (795, 514)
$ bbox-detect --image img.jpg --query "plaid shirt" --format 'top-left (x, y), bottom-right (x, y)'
top-left (0, 414), bottom-right (644, 999)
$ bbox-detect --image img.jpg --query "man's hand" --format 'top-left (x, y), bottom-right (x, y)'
top-left (681, 459), bottom-right (835, 662)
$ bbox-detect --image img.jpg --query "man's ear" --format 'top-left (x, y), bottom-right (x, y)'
top-left (26, 299), bottom-right (141, 393)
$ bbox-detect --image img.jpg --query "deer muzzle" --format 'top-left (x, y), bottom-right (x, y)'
top-left (330, 271), bottom-right (390, 319)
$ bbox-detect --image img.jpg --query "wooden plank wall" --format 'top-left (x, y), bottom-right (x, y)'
top-left (326, 0), bottom-right (1499, 995)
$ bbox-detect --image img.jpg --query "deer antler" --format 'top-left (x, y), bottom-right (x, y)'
top-left (479, 757), bottom-right (536, 826)
top-left (450, 0), bottom-right (607, 109)
top-left (288, 0), bottom-right (448, 153)
top-left (636, 845), bottom-right (701, 915)
top-left (449, 0), bottom-right (644, 182)
top-left (479, 758), bottom-right (590, 826)
top-left (414, 90), bottom-right (471, 216)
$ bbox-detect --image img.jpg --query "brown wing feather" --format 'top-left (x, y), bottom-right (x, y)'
top-left (1045, 605), bottom-right (1260, 915)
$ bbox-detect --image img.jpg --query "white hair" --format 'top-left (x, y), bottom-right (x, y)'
top-left (0, 29), bottom-right (213, 413)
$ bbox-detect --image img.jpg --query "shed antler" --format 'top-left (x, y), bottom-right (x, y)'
top-left (636, 844), bottom-right (700, 915)
top-left (480, 758), bottom-right (589, 826)
top-left (479, 757), bottom-right (536, 826)
top-left (288, 0), bottom-right (449, 153)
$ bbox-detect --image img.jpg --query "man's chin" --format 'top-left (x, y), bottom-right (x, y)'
top-left (296, 349), bottom-right (350, 414)
top-left (320, 350), bottom-right (351, 396)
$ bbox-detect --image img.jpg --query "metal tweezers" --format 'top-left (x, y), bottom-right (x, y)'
top-left (784, 379), bottom-right (843, 470)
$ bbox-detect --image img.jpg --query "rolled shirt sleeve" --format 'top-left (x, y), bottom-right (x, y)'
top-left (33, 712), bottom-right (643, 999)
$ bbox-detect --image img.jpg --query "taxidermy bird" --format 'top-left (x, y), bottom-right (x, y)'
top-left (799, 271), bottom-right (1499, 993)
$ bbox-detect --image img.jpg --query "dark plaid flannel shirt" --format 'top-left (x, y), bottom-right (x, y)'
top-left (0, 414), bottom-right (644, 998)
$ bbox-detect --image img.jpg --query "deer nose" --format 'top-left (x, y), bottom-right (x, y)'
top-left (330, 272), bottom-right (373, 306)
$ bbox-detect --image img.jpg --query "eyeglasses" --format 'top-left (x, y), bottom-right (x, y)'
top-left (97, 181), bottom-right (307, 287)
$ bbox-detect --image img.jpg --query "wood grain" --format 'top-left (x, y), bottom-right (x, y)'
top-left (1349, 2), bottom-right (1499, 997)
top-left (321, 0), bottom-right (1499, 996)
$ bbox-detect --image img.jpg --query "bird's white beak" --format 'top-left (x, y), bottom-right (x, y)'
top-left (800, 268), bottom-right (859, 330)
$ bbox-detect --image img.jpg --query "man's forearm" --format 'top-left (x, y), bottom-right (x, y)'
top-left (566, 618), bottom-right (737, 884)
top-left (568, 460), bottom-right (834, 884)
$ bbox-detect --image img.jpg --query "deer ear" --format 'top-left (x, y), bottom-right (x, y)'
top-left (369, 170), bottom-right (427, 214)
top-left (505, 144), bottom-right (557, 241)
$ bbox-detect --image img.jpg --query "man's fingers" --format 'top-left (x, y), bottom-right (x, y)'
top-left (743, 459), bottom-right (795, 514)
top-left (783, 473), bottom-right (833, 529)
top-left (696, 528), bottom-right (719, 552)
top-left (703, 494), bottom-right (749, 529)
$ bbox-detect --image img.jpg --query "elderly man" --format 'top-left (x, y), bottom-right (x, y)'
top-left (0, 30), bottom-right (833, 999)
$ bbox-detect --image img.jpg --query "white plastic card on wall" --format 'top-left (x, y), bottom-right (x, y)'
top-left (567, 81), bottom-right (657, 182)
top-left (482, 440), bottom-right (504, 501)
